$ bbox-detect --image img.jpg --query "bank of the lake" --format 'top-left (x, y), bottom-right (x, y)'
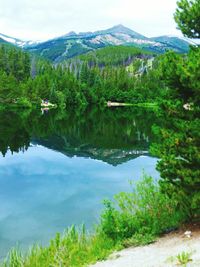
top-left (0, 105), bottom-right (188, 266)
top-left (0, 107), bottom-right (160, 261)
top-left (106, 101), bottom-right (158, 109)
top-left (92, 224), bottom-right (200, 267)
top-left (1, 175), bottom-right (187, 267)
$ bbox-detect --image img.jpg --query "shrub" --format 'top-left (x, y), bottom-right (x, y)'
top-left (99, 175), bottom-right (186, 242)
top-left (176, 251), bottom-right (193, 265)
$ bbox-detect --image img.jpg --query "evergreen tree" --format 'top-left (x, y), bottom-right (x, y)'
top-left (174, 0), bottom-right (200, 38)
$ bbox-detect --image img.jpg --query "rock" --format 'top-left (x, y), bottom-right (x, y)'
top-left (184, 231), bottom-right (192, 238)
top-left (108, 253), bottom-right (121, 260)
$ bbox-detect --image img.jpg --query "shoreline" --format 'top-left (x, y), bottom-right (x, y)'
top-left (92, 224), bottom-right (200, 267)
top-left (106, 101), bottom-right (158, 108)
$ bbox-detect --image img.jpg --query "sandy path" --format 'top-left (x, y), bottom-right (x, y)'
top-left (92, 227), bottom-right (200, 267)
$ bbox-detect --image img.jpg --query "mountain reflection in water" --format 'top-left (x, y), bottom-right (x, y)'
top-left (0, 107), bottom-right (159, 165)
top-left (0, 107), bottom-right (160, 259)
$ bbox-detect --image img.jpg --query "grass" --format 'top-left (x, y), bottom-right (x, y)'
top-left (2, 227), bottom-right (119, 267)
top-left (177, 251), bottom-right (193, 266)
top-left (167, 251), bottom-right (193, 266)
top-left (2, 176), bottom-right (186, 267)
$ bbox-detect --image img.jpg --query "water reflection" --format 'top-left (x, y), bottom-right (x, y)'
top-left (0, 107), bottom-right (160, 258)
top-left (0, 107), bottom-right (159, 165)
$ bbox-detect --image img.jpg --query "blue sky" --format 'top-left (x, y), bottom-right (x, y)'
top-left (0, 0), bottom-right (181, 40)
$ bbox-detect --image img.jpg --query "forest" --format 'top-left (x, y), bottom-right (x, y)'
top-left (0, 45), bottom-right (159, 107)
top-left (0, 0), bottom-right (200, 265)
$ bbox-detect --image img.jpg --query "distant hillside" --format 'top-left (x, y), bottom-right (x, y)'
top-left (70, 46), bottom-right (153, 67)
top-left (150, 36), bottom-right (193, 53)
top-left (0, 38), bottom-right (8, 44)
top-left (0, 25), bottom-right (192, 62)
top-left (0, 33), bottom-right (39, 47)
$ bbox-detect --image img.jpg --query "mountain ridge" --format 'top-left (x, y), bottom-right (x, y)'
top-left (0, 25), bottom-right (192, 62)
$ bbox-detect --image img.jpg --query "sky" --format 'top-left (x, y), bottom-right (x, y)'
top-left (0, 0), bottom-right (182, 41)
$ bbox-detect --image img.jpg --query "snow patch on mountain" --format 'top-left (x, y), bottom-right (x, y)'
top-left (89, 33), bottom-right (162, 47)
top-left (0, 34), bottom-right (17, 44)
top-left (90, 34), bottom-right (122, 45)
top-left (0, 33), bottom-right (41, 47)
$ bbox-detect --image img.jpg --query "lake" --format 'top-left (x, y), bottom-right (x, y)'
top-left (0, 107), bottom-right (159, 259)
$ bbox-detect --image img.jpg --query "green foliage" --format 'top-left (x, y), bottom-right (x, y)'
top-left (0, 44), bottom-right (167, 107)
top-left (100, 176), bottom-right (185, 242)
top-left (151, 6), bottom-right (200, 217)
top-left (78, 46), bottom-right (151, 66)
top-left (0, 45), bottom-right (30, 81)
top-left (174, 0), bottom-right (200, 38)
top-left (2, 226), bottom-right (115, 267)
top-left (176, 251), bottom-right (193, 265)
top-left (151, 106), bottom-right (200, 218)
top-left (123, 231), bottom-right (156, 247)
top-left (60, 46), bottom-right (163, 104)
top-left (0, 45), bottom-right (30, 105)
top-left (167, 251), bottom-right (193, 266)
top-left (150, 0), bottom-right (200, 221)
top-left (15, 97), bottom-right (32, 108)
top-left (157, 47), bottom-right (200, 104)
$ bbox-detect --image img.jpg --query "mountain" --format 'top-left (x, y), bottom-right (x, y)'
top-left (0, 33), bottom-right (24, 46)
top-left (0, 37), bottom-right (9, 44)
top-left (0, 25), bottom-right (192, 62)
top-left (0, 33), bottom-right (39, 47)
top-left (32, 137), bottom-right (150, 166)
top-left (93, 24), bottom-right (146, 39)
top-left (56, 24), bottom-right (146, 40)
top-left (150, 35), bottom-right (195, 52)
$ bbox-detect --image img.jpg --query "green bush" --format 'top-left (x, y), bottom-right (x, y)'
top-left (100, 175), bottom-right (186, 242)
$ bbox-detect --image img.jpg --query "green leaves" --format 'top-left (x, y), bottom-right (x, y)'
top-left (151, 102), bottom-right (200, 218)
top-left (100, 176), bottom-right (185, 242)
top-left (174, 0), bottom-right (200, 38)
top-left (157, 47), bottom-right (200, 105)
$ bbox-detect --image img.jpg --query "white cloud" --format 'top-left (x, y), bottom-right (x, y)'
top-left (0, 0), bottom-right (182, 40)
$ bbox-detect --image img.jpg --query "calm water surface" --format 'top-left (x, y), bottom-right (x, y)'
top-left (0, 107), bottom-right (159, 258)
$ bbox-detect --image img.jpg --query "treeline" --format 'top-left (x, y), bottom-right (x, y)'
top-left (0, 32), bottom-right (199, 110)
top-left (0, 45), bottom-right (30, 105)
top-left (0, 44), bottom-right (167, 107)
top-left (0, 46), bottom-right (83, 107)
top-left (76, 46), bottom-right (152, 66)
top-left (0, 45), bottom-right (30, 80)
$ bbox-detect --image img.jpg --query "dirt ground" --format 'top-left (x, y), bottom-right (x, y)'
top-left (92, 223), bottom-right (200, 267)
